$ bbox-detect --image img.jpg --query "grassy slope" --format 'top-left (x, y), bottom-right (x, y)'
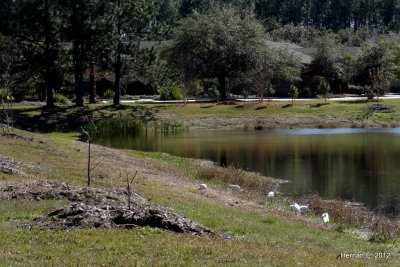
top-left (150, 99), bottom-right (400, 129)
top-left (0, 130), bottom-right (398, 266)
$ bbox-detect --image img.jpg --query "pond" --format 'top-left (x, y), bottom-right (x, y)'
top-left (95, 128), bottom-right (400, 217)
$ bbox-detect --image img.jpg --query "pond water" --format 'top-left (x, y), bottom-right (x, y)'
top-left (96, 128), bottom-right (400, 216)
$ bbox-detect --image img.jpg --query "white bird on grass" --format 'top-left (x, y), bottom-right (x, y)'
top-left (299, 205), bottom-right (309, 213)
top-left (228, 184), bottom-right (241, 192)
top-left (267, 191), bottom-right (275, 199)
top-left (198, 183), bottom-right (207, 190)
top-left (322, 213), bottom-right (329, 225)
top-left (290, 202), bottom-right (301, 214)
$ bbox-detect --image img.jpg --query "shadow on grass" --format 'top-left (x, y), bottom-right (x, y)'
top-left (11, 104), bottom-right (153, 133)
top-left (281, 104), bottom-right (293, 108)
top-left (310, 103), bottom-right (330, 108)
top-left (337, 99), bottom-right (368, 104)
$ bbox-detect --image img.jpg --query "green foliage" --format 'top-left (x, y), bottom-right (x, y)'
top-left (168, 4), bottom-right (266, 100)
top-left (266, 83), bottom-right (275, 96)
top-left (314, 76), bottom-right (331, 103)
top-left (103, 89), bottom-right (115, 99)
top-left (249, 42), bottom-right (301, 101)
top-left (0, 86), bottom-right (14, 133)
top-left (311, 33), bottom-right (345, 86)
top-left (158, 81), bottom-right (183, 100)
top-left (53, 93), bottom-right (70, 105)
top-left (0, 35), bottom-right (19, 94)
top-left (0, 87), bottom-right (10, 100)
top-left (204, 84), bottom-right (220, 100)
top-left (289, 84), bottom-right (298, 105)
top-left (352, 42), bottom-right (396, 89)
top-left (241, 88), bottom-right (253, 98)
top-left (5, 0), bottom-right (400, 106)
top-left (270, 24), bottom-right (325, 47)
top-left (337, 26), bottom-right (372, 46)
top-left (366, 68), bottom-right (388, 100)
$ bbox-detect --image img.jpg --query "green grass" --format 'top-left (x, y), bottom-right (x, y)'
top-left (140, 99), bottom-right (400, 129)
top-left (0, 185), bottom-right (396, 266)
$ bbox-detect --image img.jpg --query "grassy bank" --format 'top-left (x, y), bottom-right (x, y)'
top-left (0, 130), bottom-right (398, 266)
top-left (152, 99), bottom-right (400, 129)
top-left (9, 98), bottom-right (400, 132)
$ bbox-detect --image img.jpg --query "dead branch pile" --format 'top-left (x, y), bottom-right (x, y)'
top-left (0, 180), bottom-right (219, 236)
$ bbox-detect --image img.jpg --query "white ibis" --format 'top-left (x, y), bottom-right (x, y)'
top-left (322, 213), bottom-right (329, 225)
top-left (228, 184), bottom-right (241, 192)
top-left (290, 202), bottom-right (301, 214)
top-left (198, 183), bottom-right (207, 190)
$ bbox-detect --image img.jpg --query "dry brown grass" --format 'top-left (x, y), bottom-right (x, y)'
top-left (196, 163), bottom-right (279, 198)
top-left (298, 194), bottom-right (400, 242)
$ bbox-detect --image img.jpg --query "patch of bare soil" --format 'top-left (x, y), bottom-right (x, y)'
top-left (0, 180), bottom-right (219, 236)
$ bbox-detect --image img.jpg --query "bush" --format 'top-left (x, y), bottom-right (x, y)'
top-left (204, 85), bottom-right (220, 100)
top-left (314, 76), bottom-right (331, 103)
top-left (53, 93), bottom-right (70, 104)
top-left (103, 89), bottom-right (115, 99)
top-left (158, 82), bottom-right (183, 100)
top-left (289, 84), bottom-right (298, 104)
top-left (241, 88), bottom-right (253, 98)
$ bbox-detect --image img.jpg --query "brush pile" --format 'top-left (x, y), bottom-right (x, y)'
top-left (0, 180), bottom-right (219, 236)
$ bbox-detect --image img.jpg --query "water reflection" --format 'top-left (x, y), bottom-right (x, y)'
top-left (96, 128), bottom-right (400, 216)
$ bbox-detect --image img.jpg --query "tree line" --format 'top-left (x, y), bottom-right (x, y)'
top-left (1, 0), bottom-right (400, 106)
top-left (177, 0), bottom-right (400, 32)
top-left (0, 0), bottom-right (160, 107)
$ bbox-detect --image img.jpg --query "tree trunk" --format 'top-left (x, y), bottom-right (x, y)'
top-left (217, 75), bottom-right (227, 101)
top-left (44, 67), bottom-right (54, 108)
top-left (89, 63), bottom-right (96, 103)
top-left (113, 40), bottom-right (121, 106)
top-left (44, 0), bottom-right (54, 108)
top-left (74, 41), bottom-right (84, 107)
top-left (113, 1), bottom-right (122, 106)
top-left (71, 2), bottom-right (84, 107)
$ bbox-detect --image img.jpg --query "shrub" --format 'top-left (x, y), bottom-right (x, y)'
top-left (314, 76), bottom-right (331, 103)
top-left (266, 83), bottom-right (275, 96)
top-left (104, 89), bottom-right (115, 99)
top-left (159, 82), bottom-right (183, 100)
top-left (53, 93), bottom-right (70, 104)
top-left (289, 84), bottom-right (298, 104)
top-left (242, 88), bottom-right (253, 98)
top-left (204, 84), bottom-right (220, 100)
